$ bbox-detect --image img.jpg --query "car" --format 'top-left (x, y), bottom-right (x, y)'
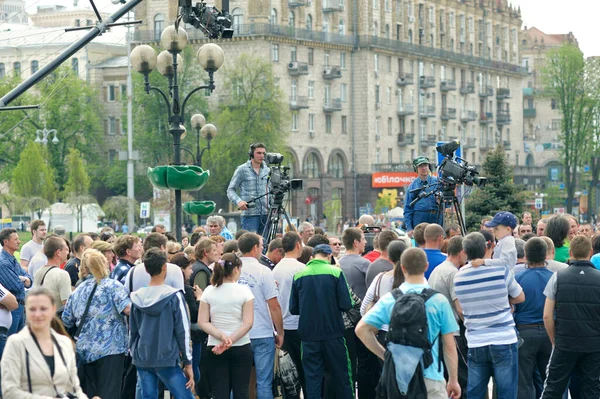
top-left (136, 226), bottom-right (153, 235)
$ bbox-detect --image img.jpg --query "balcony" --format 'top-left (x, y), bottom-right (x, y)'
top-left (503, 140), bottom-right (511, 149)
top-left (460, 83), bottom-right (475, 94)
top-left (288, 0), bottom-right (307, 7)
top-left (480, 139), bottom-right (494, 150)
top-left (479, 112), bottom-right (494, 124)
top-left (397, 104), bottom-right (415, 116)
top-left (523, 87), bottom-right (535, 97)
top-left (397, 133), bottom-right (415, 145)
top-left (397, 72), bottom-right (414, 86)
top-left (420, 105), bottom-right (436, 118)
top-left (463, 137), bottom-right (476, 148)
top-left (440, 80), bottom-right (457, 91)
top-left (479, 85), bottom-right (494, 97)
top-left (496, 88), bottom-right (511, 99)
top-left (289, 96), bottom-right (309, 110)
top-left (372, 163), bottom-right (413, 172)
top-left (287, 61), bottom-right (309, 76)
top-left (496, 110), bottom-right (511, 125)
top-left (420, 75), bottom-right (436, 88)
top-left (461, 110), bottom-right (477, 122)
top-left (523, 108), bottom-right (537, 118)
top-left (441, 107), bottom-right (457, 120)
top-left (323, 98), bottom-right (342, 112)
top-left (323, 65), bottom-right (342, 79)
top-left (420, 134), bottom-right (438, 146)
top-left (322, 1), bottom-right (343, 12)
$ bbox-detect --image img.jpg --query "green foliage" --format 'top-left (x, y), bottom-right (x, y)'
top-left (103, 196), bottom-right (139, 223)
top-left (464, 146), bottom-right (526, 231)
top-left (63, 148), bottom-right (90, 197)
top-left (201, 53), bottom-right (290, 194)
top-left (12, 141), bottom-right (57, 202)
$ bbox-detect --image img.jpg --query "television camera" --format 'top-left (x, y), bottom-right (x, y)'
top-left (179, 0), bottom-right (234, 39)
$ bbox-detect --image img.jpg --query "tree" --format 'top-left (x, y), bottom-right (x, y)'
top-left (12, 142), bottom-right (57, 218)
top-left (63, 148), bottom-right (93, 232)
top-left (103, 196), bottom-right (139, 224)
top-left (201, 53), bottom-right (290, 198)
top-left (542, 44), bottom-right (594, 214)
top-left (584, 57), bottom-right (600, 222)
top-left (464, 145), bottom-right (526, 231)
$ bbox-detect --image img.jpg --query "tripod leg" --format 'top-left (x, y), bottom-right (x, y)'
top-left (453, 198), bottom-right (467, 236)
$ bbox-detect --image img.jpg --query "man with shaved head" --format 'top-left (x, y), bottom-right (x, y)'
top-left (423, 223), bottom-right (447, 279)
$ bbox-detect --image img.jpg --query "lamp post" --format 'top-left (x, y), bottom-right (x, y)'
top-left (130, 25), bottom-right (225, 241)
top-left (189, 114), bottom-right (217, 227)
top-left (34, 122), bottom-right (59, 145)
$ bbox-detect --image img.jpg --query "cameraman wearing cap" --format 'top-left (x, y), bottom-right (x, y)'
top-left (227, 143), bottom-right (270, 234)
top-left (403, 156), bottom-right (440, 236)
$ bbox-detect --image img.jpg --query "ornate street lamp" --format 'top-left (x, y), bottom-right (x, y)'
top-left (34, 122), bottom-right (59, 145)
top-left (130, 25), bottom-right (225, 241)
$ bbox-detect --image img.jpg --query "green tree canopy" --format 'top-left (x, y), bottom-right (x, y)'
top-left (63, 148), bottom-right (90, 197)
top-left (464, 145), bottom-right (526, 231)
top-left (103, 195), bottom-right (139, 223)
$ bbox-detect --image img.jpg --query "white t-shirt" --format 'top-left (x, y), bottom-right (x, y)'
top-left (28, 252), bottom-right (48, 279)
top-left (0, 283), bottom-right (13, 328)
top-left (124, 262), bottom-right (185, 293)
top-left (201, 283), bottom-right (254, 347)
top-left (238, 257), bottom-right (279, 339)
top-left (20, 240), bottom-right (43, 263)
top-left (272, 257), bottom-right (305, 330)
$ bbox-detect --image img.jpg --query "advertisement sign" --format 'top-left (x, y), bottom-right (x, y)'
top-left (372, 172), bottom-right (418, 188)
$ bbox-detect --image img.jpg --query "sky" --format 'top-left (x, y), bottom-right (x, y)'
top-left (513, 0), bottom-right (599, 57)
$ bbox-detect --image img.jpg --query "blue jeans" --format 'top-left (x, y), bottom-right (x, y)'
top-left (251, 337), bottom-right (275, 399)
top-left (137, 366), bottom-right (195, 399)
top-left (8, 304), bottom-right (24, 336)
top-left (241, 215), bottom-right (268, 235)
top-left (467, 343), bottom-right (518, 399)
top-left (192, 342), bottom-right (202, 388)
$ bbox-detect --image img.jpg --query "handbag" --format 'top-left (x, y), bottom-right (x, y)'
top-left (272, 349), bottom-right (301, 399)
top-left (69, 283), bottom-right (98, 352)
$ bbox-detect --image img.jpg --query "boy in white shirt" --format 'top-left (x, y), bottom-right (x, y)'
top-left (472, 211), bottom-right (518, 270)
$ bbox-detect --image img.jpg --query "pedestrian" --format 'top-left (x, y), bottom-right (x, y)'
top-left (290, 244), bottom-right (354, 399)
top-left (1, 287), bottom-right (93, 399)
top-left (237, 232), bottom-right (284, 399)
top-left (199, 253), bottom-right (254, 399)
top-left (541, 235), bottom-right (600, 398)
top-left (545, 215), bottom-right (571, 263)
top-left (454, 232), bottom-right (525, 399)
top-left (130, 248), bottom-right (195, 399)
top-left (355, 247), bottom-right (461, 399)
top-left (403, 156), bottom-right (440, 236)
top-left (338, 227), bottom-right (369, 300)
top-left (62, 249), bottom-right (131, 399)
top-left (298, 222), bottom-right (315, 246)
top-left (0, 228), bottom-right (32, 336)
top-left (421, 224), bottom-right (448, 279)
top-left (259, 238), bottom-right (284, 270)
top-left (19, 219), bottom-right (47, 271)
top-left (471, 211), bottom-right (518, 270)
top-left (64, 234), bottom-right (94, 288)
top-left (90, 240), bottom-right (115, 272)
top-left (365, 230), bottom-right (399, 288)
top-left (190, 238), bottom-right (219, 288)
top-left (32, 235), bottom-right (71, 307)
top-left (207, 215), bottom-right (235, 241)
top-left (111, 234), bottom-right (143, 285)
top-left (166, 241), bottom-right (183, 262)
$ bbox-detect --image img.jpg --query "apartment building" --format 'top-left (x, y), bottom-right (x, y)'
top-left (134, 0), bottom-right (527, 221)
top-left (520, 27), bottom-right (579, 191)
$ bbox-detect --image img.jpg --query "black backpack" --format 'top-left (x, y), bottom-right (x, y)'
top-left (376, 288), bottom-right (441, 399)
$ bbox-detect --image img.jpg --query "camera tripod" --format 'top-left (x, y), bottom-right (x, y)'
top-left (261, 191), bottom-right (293, 252)
top-left (410, 181), bottom-right (467, 235)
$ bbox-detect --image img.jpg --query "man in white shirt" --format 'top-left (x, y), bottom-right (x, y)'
top-left (272, 231), bottom-right (306, 395)
top-left (19, 219), bottom-right (47, 271)
top-left (237, 232), bottom-right (284, 399)
top-left (0, 281), bottom-right (18, 360)
top-left (33, 236), bottom-right (72, 306)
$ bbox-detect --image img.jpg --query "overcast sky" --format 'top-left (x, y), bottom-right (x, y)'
top-left (513, 0), bottom-right (598, 57)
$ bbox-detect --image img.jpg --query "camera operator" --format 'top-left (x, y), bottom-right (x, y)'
top-left (403, 156), bottom-right (439, 236)
top-left (227, 143), bottom-right (270, 234)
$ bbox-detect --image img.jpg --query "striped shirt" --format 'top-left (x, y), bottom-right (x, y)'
top-left (454, 263), bottom-right (523, 348)
top-left (226, 160), bottom-right (270, 216)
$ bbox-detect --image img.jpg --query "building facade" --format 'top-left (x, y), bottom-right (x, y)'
top-left (134, 0), bottom-right (527, 222)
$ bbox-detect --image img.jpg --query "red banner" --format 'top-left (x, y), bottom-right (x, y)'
top-left (372, 172), bottom-right (418, 188)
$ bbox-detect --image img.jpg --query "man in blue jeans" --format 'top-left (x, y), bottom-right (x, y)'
top-left (238, 233), bottom-right (284, 399)
top-left (227, 143), bottom-right (270, 235)
top-left (454, 232), bottom-right (525, 399)
top-left (129, 248), bottom-right (194, 399)
top-left (0, 228), bottom-right (32, 336)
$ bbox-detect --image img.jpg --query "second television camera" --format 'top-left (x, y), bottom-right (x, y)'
top-left (265, 153), bottom-right (303, 196)
top-left (179, 0), bottom-right (234, 39)
top-left (436, 140), bottom-right (487, 187)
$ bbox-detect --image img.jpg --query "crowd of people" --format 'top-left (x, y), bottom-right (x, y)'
top-left (0, 207), bottom-right (599, 399)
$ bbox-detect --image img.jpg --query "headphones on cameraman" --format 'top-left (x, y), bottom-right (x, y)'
top-left (248, 143), bottom-right (266, 159)
top-left (412, 156), bottom-right (432, 172)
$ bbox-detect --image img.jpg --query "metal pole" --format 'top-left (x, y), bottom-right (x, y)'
top-left (171, 50), bottom-right (183, 242)
top-left (126, 16), bottom-right (135, 233)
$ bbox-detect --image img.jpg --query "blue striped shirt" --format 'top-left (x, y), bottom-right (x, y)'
top-left (226, 161), bottom-right (270, 216)
top-left (0, 249), bottom-right (31, 301)
top-left (454, 263), bottom-right (522, 348)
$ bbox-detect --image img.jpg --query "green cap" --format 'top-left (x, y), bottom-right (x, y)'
top-left (413, 156), bottom-right (430, 168)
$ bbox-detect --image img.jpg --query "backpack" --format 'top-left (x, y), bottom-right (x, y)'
top-left (376, 287), bottom-right (441, 399)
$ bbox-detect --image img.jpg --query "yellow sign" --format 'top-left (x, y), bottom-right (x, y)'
top-left (378, 189), bottom-right (398, 209)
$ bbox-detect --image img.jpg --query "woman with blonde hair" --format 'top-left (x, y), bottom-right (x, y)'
top-left (1, 287), bottom-right (96, 398)
top-left (167, 241), bottom-right (183, 262)
top-left (62, 249), bottom-right (131, 399)
top-left (90, 240), bottom-right (115, 271)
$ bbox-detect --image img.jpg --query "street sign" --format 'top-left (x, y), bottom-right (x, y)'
top-left (554, 208), bottom-right (565, 214)
top-left (140, 202), bottom-right (151, 219)
top-left (535, 198), bottom-right (543, 210)
top-left (559, 183), bottom-right (565, 190)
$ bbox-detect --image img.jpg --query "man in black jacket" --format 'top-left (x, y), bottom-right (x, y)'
top-left (190, 238), bottom-right (219, 288)
top-left (542, 235), bottom-right (600, 398)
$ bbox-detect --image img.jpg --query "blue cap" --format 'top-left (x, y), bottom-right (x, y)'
top-left (485, 211), bottom-right (518, 229)
top-left (313, 244), bottom-right (333, 255)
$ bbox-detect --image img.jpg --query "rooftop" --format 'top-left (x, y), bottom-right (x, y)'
top-left (0, 25), bottom-right (126, 48)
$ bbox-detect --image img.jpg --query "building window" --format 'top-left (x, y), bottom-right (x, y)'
top-left (108, 85), bottom-right (116, 102)
top-left (288, 11), bottom-right (295, 28)
top-left (340, 83), bottom-right (347, 102)
top-left (154, 14), bottom-right (165, 40)
top-left (232, 8), bottom-right (243, 33)
top-left (375, 85), bottom-right (380, 104)
top-left (339, 20), bottom-right (345, 35)
top-left (326, 115), bottom-right (332, 133)
top-left (309, 114), bottom-right (315, 132)
top-left (323, 15), bottom-right (329, 33)
top-left (308, 81), bottom-right (315, 99)
top-left (71, 58), bottom-right (79, 74)
top-left (109, 150), bottom-right (117, 165)
top-left (388, 148), bottom-right (393, 163)
top-left (75, 19), bottom-right (80, 27)
top-left (552, 119), bottom-right (561, 130)
top-left (324, 51), bottom-right (330, 67)
top-left (107, 117), bottom-right (117, 135)
top-left (306, 14), bottom-right (312, 31)
top-left (386, 87), bottom-right (392, 104)
top-left (308, 48), bottom-right (314, 65)
top-left (376, 117), bottom-right (381, 137)
top-left (272, 44), bottom-right (279, 62)
top-left (328, 153), bottom-right (345, 178)
top-left (304, 153), bottom-right (320, 178)
top-left (374, 54), bottom-right (379, 72)
top-left (551, 99), bottom-right (558, 109)
top-left (30, 60), bottom-right (38, 74)
top-left (292, 112), bottom-right (299, 131)
top-left (12, 62), bottom-right (20, 77)
top-left (291, 46), bottom-right (297, 62)
top-left (341, 115), bottom-right (347, 134)
top-left (270, 8), bottom-right (277, 24)
top-left (340, 52), bottom-right (346, 69)
top-left (0, 63), bottom-right (4, 79)
top-left (291, 79), bottom-right (297, 101)
top-left (388, 117), bottom-right (393, 135)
